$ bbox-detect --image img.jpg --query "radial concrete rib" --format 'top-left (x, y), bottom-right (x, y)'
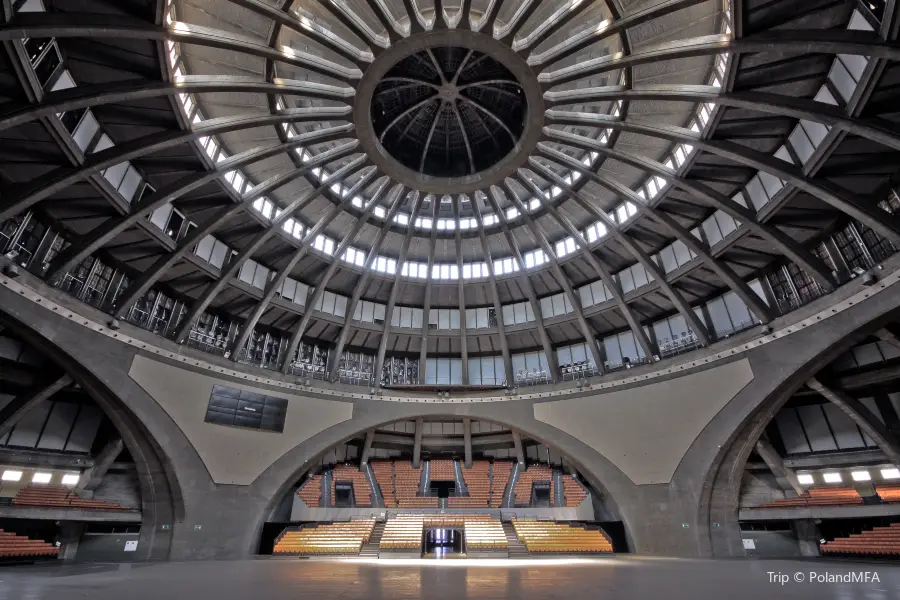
top-left (527, 159), bottom-right (712, 345)
top-left (51, 136), bottom-right (357, 290)
top-left (0, 77), bottom-right (354, 134)
top-left (173, 157), bottom-right (369, 343)
top-left (469, 198), bottom-right (515, 385)
top-left (0, 111), bottom-right (353, 226)
top-left (528, 0), bottom-right (710, 66)
top-left (541, 128), bottom-right (835, 292)
top-left (513, 0), bottom-right (591, 54)
top-left (451, 198), bottom-right (469, 383)
top-left (538, 30), bottom-right (900, 86)
top-left (808, 377), bottom-right (900, 466)
top-left (473, 0), bottom-right (503, 34)
top-left (327, 186), bottom-right (409, 380)
top-left (111, 143), bottom-right (359, 318)
top-left (544, 85), bottom-right (900, 153)
top-left (319, 0), bottom-right (390, 52)
top-left (231, 170), bottom-right (383, 359)
top-left (481, 192), bottom-right (559, 379)
top-left (502, 178), bottom-right (617, 368)
top-left (495, 0), bottom-right (539, 44)
top-left (0, 374), bottom-right (72, 440)
top-left (372, 191), bottom-right (426, 384)
top-left (76, 437), bottom-right (125, 494)
top-left (400, 0), bottom-right (427, 34)
top-left (755, 436), bottom-right (805, 497)
top-left (1, 14), bottom-right (363, 83)
top-left (418, 197), bottom-right (442, 383)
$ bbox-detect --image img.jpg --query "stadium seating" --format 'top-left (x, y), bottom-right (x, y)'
top-left (273, 520), bottom-right (375, 555)
top-left (751, 486), bottom-right (863, 509)
top-left (514, 465), bottom-right (552, 505)
top-left (511, 519), bottom-right (613, 553)
top-left (394, 461), bottom-right (434, 507)
top-left (563, 475), bottom-right (588, 507)
top-left (380, 515), bottom-right (424, 550)
top-left (490, 461), bottom-right (512, 507)
top-left (297, 474), bottom-right (323, 507)
top-left (0, 530), bottom-right (59, 558)
top-left (331, 464), bottom-right (372, 506)
top-left (12, 485), bottom-right (132, 511)
top-left (821, 523), bottom-right (900, 555)
top-left (450, 460), bottom-right (491, 508)
top-left (371, 461), bottom-right (396, 507)
top-left (429, 459), bottom-right (455, 481)
top-left (462, 517), bottom-right (507, 550)
top-left (876, 484), bottom-right (900, 503)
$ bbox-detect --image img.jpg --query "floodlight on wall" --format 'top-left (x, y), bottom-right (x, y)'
top-left (797, 473), bottom-right (815, 485)
top-left (881, 467), bottom-right (900, 479)
top-left (32, 472), bottom-right (52, 484)
top-left (1, 470), bottom-right (22, 482)
top-left (61, 473), bottom-right (80, 486)
top-left (851, 470), bottom-right (871, 482)
top-left (822, 472), bottom-right (842, 483)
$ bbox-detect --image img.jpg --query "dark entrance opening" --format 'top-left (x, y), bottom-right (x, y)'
top-left (430, 480), bottom-right (455, 499)
top-left (334, 482), bottom-right (353, 507)
top-left (532, 483), bottom-right (551, 507)
top-left (424, 528), bottom-right (463, 558)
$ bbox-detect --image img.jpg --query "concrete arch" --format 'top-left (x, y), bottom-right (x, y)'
top-left (0, 311), bottom-right (184, 562)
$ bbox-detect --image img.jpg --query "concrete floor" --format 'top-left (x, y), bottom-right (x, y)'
top-left (0, 557), bottom-right (897, 599)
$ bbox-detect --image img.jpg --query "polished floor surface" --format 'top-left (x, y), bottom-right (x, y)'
top-left (0, 557), bottom-right (897, 599)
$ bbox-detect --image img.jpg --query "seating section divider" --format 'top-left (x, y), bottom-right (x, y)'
top-left (371, 461), bottom-right (396, 507)
top-left (379, 515), bottom-right (424, 550)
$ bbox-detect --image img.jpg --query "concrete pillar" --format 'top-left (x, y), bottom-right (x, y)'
top-left (76, 436), bottom-right (124, 494)
top-left (808, 377), bottom-right (900, 465)
top-left (511, 430), bottom-right (525, 465)
top-left (792, 519), bottom-right (821, 557)
top-left (755, 437), bottom-right (805, 497)
top-left (463, 418), bottom-right (472, 468)
top-left (57, 521), bottom-right (85, 561)
top-left (359, 429), bottom-right (375, 470)
top-left (0, 374), bottom-right (71, 439)
top-left (412, 418), bottom-right (423, 468)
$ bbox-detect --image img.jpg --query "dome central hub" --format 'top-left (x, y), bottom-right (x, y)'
top-left (439, 83), bottom-right (459, 100)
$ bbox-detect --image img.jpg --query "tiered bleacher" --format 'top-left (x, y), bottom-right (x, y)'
top-left (821, 523), bottom-right (900, 555)
top-left (876, 484), bottom-right (900, 503)
top-left (511, 518), bottom-right (613, 553)
top-left (563, 475), bottom-right (588, 507)
top-left (273, 520), bottom-right (375, 555)
top-left (429, 459), bottom-right (455, 481)
top-left (490, 461), bottom-right (512, 507)
top-left (461, 517), bottom-right (507, 550)
top-left (751, 486), bottom-right (863, 509)
top-left (12, 485), bottom-right (133, 511)
top-left (449, 460), bottom-right (491, 508)
top-left (331, 464), bottom-right (372, 506)
top-left (395, 461), bottom-right (437, 508)
top-left (379, 515), bottom-right (424, 550)
top-left (297, 474), bottom-right (323, 507)
top-left (514, 465), bottom-right (553, 505)
top-left (0, 530), bottom-right (59, 558)
top-left (371, 461), bottom-right (396, 507)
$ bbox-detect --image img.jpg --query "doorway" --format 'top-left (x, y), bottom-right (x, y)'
top-left (423, 528), bottom-right (463, 558)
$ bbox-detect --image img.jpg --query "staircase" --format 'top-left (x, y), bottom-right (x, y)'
top-left (453, 460), bottom-right (469, 495)
top-left (419, 461), bottom-right (430, 495)
top-left (552, 469), bottom-right (565, 507)
top-left (364, 463), bottom-right (385, 508)
top-left (359, 521), bottom-right (385, 558)
top-left (503, 463), bottom-right (521, 508)
top-left (321, 469), bottom-right (333, 507)
top-left (502, 522), bottom-right (529, 557)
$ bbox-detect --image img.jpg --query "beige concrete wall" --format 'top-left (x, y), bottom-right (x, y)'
top-left (129, 355), bottom-right (353, 485)
top-left (534, 359), bottom-right (754, 485)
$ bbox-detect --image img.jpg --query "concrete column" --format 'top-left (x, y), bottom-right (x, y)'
top-left (792, 519), bottom-right (821, 557)
top-left (808, 377), bottom-right (900, 465)
top-left (57, 521), bottom-right (85, 561)
top-left (359, 429), bottom-right (375, 470)
top-left (0, 374), bottom-right (71, 439)
top-left (755, 437), bottom-right (804, 497)
top-left (875, 394), bottom-right (900, 438)
top-left (412, 418), bottom-right (423, 468)
top-left (76, 436), bottom-right (124, 495)
top-left (511, 430), bottom-right (525, 465)
top-left (463, 418), bottom-right (472, 468)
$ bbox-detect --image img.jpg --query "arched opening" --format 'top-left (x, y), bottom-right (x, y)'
top-left (259, 417), bottom-right (626, 557)
top-left (0, 314), bottom-right (181, 563)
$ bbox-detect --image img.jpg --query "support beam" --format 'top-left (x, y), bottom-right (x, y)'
top-left (876, 328), bottom-right (900, 352)
top-left (511, 430), bottom-right (525, 465)
top-left (412, 418), bottom-right (424, 469)
top-left (75, 437), bottom-right (124, 494)
top-left (359, 430), bottom-right (375, 470)
top-left (418, 198), bottom-right (441, 383)
top-left (452, 199), bottom-right (469, 384)
top-left (755, 436), bottom-right (804, 497)
top-left (463, 418), bottom-right (472, 468)
top-left (0, 374), bottom-right (71, 440)
top-left (808, 377), bottom-right (900, 466)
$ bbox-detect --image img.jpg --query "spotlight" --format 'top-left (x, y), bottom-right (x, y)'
top-left (108, 319), bottom-right (120, 330)
top-left (862, 271), bottom-right (878, 286)
top-left (369, 387), bottom-right (376, 395)
top-left (1, 263), bottom-right (19, 278)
